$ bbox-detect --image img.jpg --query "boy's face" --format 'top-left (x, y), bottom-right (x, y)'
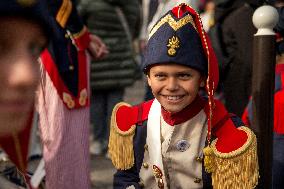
top-left (147, 64), bottom-right (205, 113)
top-left (0, 16), bottom-right (47, 136)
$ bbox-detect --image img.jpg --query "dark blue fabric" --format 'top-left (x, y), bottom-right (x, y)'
top-left (230, 114), bottom-right (245, 127)
top-left (0, 0), bottom-right (57, 39)
top-left (113, 122), bottom-right (147, 189)
top-left (114, 167), bottom-right (141, 189)
top-left (272, 133), bottom-right (284, 189)
top-left (275, 74), bottom-right (282, 92)
top-left (45, 0), bottom-right (86, 96)
top-left (133, 122), bottom-right (148, 172)
top-left (48, 35), bottom-right (79, 96)
top-left (142, 11), bottom-right (207, 75)
top-left (247, 72), bottom-right (282, 124)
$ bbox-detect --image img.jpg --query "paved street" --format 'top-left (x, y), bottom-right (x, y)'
top-left (90, 155), bottom-right (115, 189)
top-left (90, 78), bottom-right (146, 189)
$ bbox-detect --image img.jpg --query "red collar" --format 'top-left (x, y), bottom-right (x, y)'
top-left (161, 96), bottom-right (205, 126)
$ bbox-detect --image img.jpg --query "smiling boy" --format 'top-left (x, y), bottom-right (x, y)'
top-left (147, 64), bottom-right (205, 113)
top-left (109, 3), bottom-right (259, 189)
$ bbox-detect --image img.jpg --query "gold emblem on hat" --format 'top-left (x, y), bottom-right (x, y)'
top-left (17, 0), bottom-right (36, 7)
top-left (167, 36), bottom-right (180, 56)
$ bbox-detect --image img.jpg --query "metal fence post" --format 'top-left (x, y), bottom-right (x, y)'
top-left (252, 5), bottom-right (279, 188)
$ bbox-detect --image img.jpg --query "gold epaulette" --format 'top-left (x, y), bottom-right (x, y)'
top-left (204, 126), bottom-right (259, 189)
top-left (108, 102), bottom-right (136, 170)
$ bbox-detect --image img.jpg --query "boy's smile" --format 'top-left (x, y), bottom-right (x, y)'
top-left (147, 63), bottom-right (205, 113)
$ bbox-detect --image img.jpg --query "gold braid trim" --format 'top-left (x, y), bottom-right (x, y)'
top-left (108, 102), bottom-right (136, 170)
top-left (56, 0), bottom-right (72, 28)
top-left (148, 14), bottom-right (197, 39)
top-left (72, 26), bottom-right (88, 39)
top-left (205, 126), bottom-right (259, 189)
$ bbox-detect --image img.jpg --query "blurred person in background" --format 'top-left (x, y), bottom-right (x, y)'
top-left (0, 0), bottom-right (55, 188)
top-left (78, 0), bottom-right (141, 156)
top-left (139, 0), bottom-right (159, 54)
top-left (37, 0), bottom-right (107, 188)
top-left (200, 0), bottom-right (215, 33)
top-left (212, 0), bottom-right (261, 116)
top-left (139, 0), bottom-right (159, 101)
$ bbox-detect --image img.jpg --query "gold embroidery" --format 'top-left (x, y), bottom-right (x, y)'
top-left (149, 14), bottom-right (197, 39)
top-left (63, 92), bottom-right (75, 109)
top-left (56, 0), bottom-right (72, 28)
top-left (152, 165), bottom-right (164, 189)
top-left (206, 126), bottom-right (259, 189)
top-left (79, 88), bottom-right (88, 106)
top-left (72, 26), bottom-right (88, 39)
top-left (167, 36), bottom-right (180, 56)
top-left (211, 126), bottom-right (254, 158)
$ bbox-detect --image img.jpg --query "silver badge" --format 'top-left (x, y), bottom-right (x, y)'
top-left (176, 140), bottom-right (190, 152)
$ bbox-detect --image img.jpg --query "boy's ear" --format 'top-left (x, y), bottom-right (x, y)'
top-left (147, 75), bottom-right (152, 87)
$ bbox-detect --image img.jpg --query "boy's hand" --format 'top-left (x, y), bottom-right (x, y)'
top-left (87, 34), bottom-right (109, 60)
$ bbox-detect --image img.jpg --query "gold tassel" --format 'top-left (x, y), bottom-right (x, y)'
top-left (209, 126), bottom-right (259, 189)
top-left (203, 145), bottom-right (216, 173)
top-left (108, 102), bottom-right (136, 170)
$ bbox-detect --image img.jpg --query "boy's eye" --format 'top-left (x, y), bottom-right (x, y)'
top-left (178, 73), bottom-right (191, 79)
top-left (154, 74), bottom-right (166, 79)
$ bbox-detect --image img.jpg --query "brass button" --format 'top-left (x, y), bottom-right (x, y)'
top-left (144, 144), bottom-right (148, 151)
top-left (143, 162), bottom-right (149, 169)
top-left (194, 178), bottom-right (202, 183)
top-left (196, 156), bottom-right (203, 163)
top-left (176, 140), bottom-right (190, 152)
top-left (69, 65), bottom-right (74, 70)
